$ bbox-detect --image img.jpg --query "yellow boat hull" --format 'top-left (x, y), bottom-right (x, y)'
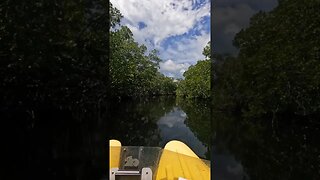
top-left (156, 140), bottom-right (210, 180)
top-left (109, 139), bottom-right (210, 180)
top-left (109, 139), bottom-right (121, 169)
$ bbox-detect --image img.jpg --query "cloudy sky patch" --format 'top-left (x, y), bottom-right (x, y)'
top-left (212, 0), bottom-right (278, 55)
top-left (110, 0), bottom-right (210, 79)
top-left (160, 60), bottom-right (190, 78)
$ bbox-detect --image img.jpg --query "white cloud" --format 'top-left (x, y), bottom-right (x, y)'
top-left (160, 31), bottom-right (210, 64)
top-left (159, 60), bottom-right (191, 79)
top-left (110, 0), bottom-right (210, 78)
top-left (110, 0), bottom-right (210, 48)
top-left (213, 4), bottom-right (255, 26)
top-left (212, 3), bottom-right (259, 54)
top-left (225, 23), bottom-right (241, 35)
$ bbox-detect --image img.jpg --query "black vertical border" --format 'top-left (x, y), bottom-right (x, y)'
top-left (210, 0), bottom-right (214, 179)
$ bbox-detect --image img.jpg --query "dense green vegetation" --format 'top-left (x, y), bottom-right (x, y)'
top-left (1, 0), bottom-right (110, 109)
top-left (1, 1), bottom-right (111, 179)
top-left (0, 1), bottom-right (177, 112)
top-left (176, 42), bottom-right (211, 99)
top-left (110, 4), bottom-right (177, 98)
top-left (213, 0), bottom-right (320, 117)
top-left (212, 1), bottom-right (320, 175)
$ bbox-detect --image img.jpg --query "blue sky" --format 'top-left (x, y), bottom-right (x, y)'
top-left (110, 0), bottom-right (210, 79)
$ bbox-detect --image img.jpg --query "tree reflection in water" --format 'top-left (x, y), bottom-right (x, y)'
top-left (109, 96), bottom-right (211, 159)
top-left (212, 111), bottom-right (320, 180)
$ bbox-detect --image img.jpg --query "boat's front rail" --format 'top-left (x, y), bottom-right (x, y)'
top-left (109, 140), bottom-right (210, 180)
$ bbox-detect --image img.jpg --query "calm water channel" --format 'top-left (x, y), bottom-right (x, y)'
top-left (212, 111), bottom-right (320, 180)
top-left (109, 96), bottom-right (211, 159)
top-left (110, 96), bottom-right (320, 179)
top-left (5, 96), bottom-right (320, 179)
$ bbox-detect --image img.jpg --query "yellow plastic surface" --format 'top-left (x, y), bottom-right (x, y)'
top-left (156, 140), bottom-right (210, 180)
top-left (109, 139), bottom-right (121, 168)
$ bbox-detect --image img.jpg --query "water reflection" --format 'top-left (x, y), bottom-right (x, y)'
top-left (157, 107), bottom-right (207, 158)
top-left (212, 111), bottom-right (320, 180)
top-left (4, 97), bottom-right (211, 179)
top-left (3, 104), bottom-right (109, 179)
top-left (213, 154), bottom-right (248, 180)
top-left (109, 96), bottom-right (211, 159)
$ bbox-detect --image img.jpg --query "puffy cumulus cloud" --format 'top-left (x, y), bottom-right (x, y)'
top-left (110, 0), bottom-right (210, 79)
top-left (159, 60), bottom-right (191, 79)
top-left (213, 4), bottom-right (256, 26)
top-left (212, 0), bottom-right (278, 55)
top-left (212, 4), bottom-right (256, 54)
top-left (160, 31), bottom-right (210, 65)
top-left (110, 0), bottom-right (210, 48)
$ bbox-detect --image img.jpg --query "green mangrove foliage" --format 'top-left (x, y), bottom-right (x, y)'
top-left (110, 4), bottom-right (176, 97)
top-left (213, 0), bottom-right (320, 117)
top-left (176, 42), bottom-right (211, 98)
top-left (212, 54), bottom-right (242, 112)
top-left (0, 0), bottom-right (177, 108)
top-left (1, 0), bottom-right (109, 109)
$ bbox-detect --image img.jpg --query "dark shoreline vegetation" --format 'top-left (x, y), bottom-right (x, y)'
top-left (212, 0), bottom-right (320, 118)
top-left (110, 3), bottom-right (211, 99)
top-left (1, 0), bottom-right (211, 114)
top-left (1, 0), bottom-right (319, 179)
top-left (1, 1), bottom-right (210, 179)
top-left (211, 1), bottom-right (320, 179)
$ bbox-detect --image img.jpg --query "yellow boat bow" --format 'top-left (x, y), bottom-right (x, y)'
top-left (109, 139), bottom-right (210, 180)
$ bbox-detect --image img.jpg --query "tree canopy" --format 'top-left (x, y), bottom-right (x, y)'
top-left (176, 42), bottom-right (211, 99)
top-left (109, 4), bottom-right (177, 98)
top-left (1, 0), bottom-right (110, 109)
top-left (0, 0), bottom-right (178, 111)
top-left (213, 0), bottom-right (320, 117)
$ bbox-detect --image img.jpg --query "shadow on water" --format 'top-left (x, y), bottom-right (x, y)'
top-left (212, 111), bottom-right (320, 180)
top-left (109, 96), bottom-right (211, 159)
top-left (4, 96), bottom-right (210, 179)
top-left (6, 96), bottom-right (319, 179)
top-left (3, 103), bottom-right (109, 180)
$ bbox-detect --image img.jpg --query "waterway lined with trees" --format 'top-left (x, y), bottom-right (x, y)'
top-left (1, 0), bottom-right (319, 179)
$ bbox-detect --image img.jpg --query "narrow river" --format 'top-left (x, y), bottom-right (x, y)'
top-left (109, 96), bottom-right (211, 159)
top-left (5, 96), bottom-right (319, 179)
